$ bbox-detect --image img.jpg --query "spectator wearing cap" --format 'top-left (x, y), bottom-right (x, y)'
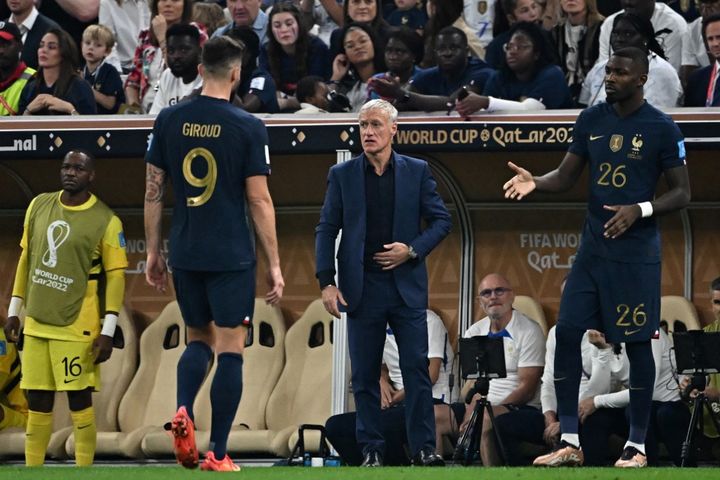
top-left (0, 20), bottom-right (35, 115)
top-left (685, 13), bottom-right (720, 106)
top-left (5, 0), bottom-right (60, 70)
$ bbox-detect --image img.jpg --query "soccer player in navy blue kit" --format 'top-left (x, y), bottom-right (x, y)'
top-left (503, 46), bottom-right (691, 468)
top-left (144, 35), bottom-right (284, 472)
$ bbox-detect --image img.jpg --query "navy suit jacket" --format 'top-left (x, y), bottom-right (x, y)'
top-left (16, 13), bottom-right (61, 70)
top-left (315, 151), bottom-right (452, 312)
top-left (685, 65), bottom-right (717, 107)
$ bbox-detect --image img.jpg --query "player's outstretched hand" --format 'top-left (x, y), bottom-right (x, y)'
top-left (93, 334), bottom-right (114, 364)
top-left (321, 285), bottom-right (347, 318)
top-left (503, 162), bottom-right (536, 200)
top-left (145, 251), bottom-right (168, 293)
top-left (603, 204), bottom-right (641, 239)
top-left (265, 266), bottom-right (284, 305)
top-left (4, 316), bottom-right (20, 342)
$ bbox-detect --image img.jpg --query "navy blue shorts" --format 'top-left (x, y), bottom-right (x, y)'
top-left (557, 253), bottom-right (660, 343)
top-left (172, 267), bottom-right (255, 328)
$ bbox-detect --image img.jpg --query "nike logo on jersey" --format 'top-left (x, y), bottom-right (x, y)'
top-left (624, 329), bottom-right (642, 336)
top-left (590, 135), bottom-right (604, 141)
top-left (63, 378), bottom-right (78, 384)
top-left (78, 424), bottom-right (92, 430)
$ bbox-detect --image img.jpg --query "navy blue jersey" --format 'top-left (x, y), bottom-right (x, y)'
top-left (258, 36), bottom-right (332, 94)
top-left (145, 95), bottom-right (271, 271)
top-left (19, 76), bottom-right (97, 114)
top-left (238, 67), bottom-right (280, 113)
top-left (410, 57), bottom-right (494, 96)
top-left (482, 65), bottom-right (573, 109)
top-left (570, 101), bottom-right (686, 263)
top-left (387, 7), bottom-right (428, 30)
top-left (83, 62), bottom-right (125, 114)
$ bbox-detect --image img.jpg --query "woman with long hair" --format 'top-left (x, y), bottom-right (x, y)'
top-left (485, 0), bottom-right (542, 68)
top-left (328, 0), bottom-right (390, 60)
top-left (578, 12), bottom-right (682, 107)
top-left (455, 21), bottom-right (573, 114)
top-left (549, 0), bottom-right (604, 105)
top-left (328, 22), bottom-right (385, 111)
top-left (20, 28), bottom-right (96, 115)
top-left (260, 2), bottom-right (331, 108)
top-left (124, 0), bottom-right (207, 113)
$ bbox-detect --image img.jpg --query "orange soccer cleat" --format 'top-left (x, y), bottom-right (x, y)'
top-left (168, 406), bottom-right (198, 469)
top-left (201, 451), bottom-right (241, 472)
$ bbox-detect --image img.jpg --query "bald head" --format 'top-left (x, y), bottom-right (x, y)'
top-left (477, 273), bottom-right (515, 323)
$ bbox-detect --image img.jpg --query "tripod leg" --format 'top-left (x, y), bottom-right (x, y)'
top-left (680, 395), bottom-right (703, 467)
top-left (483, 401), bottom-right (508, 466)
top-left (452, 407), bottom-right (478, 464)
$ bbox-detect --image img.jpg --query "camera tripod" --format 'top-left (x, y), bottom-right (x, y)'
top-left (680, 372), bottom-right (720, 467)
top-left (452, 376), bottom-right (507, 466)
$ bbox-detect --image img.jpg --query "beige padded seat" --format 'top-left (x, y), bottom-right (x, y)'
top-left (513, 295), bottom-right (548, 336)
top-left (230, 298), bottom-right (333, 457)
top-left (141, 299), bottom-right (286, 457)
top-left (65, 306), bottom-right (139, 457)
top-left (661, 295), bottom-right (701, 333)
top-left (90, 301), bottom-right (187, 458)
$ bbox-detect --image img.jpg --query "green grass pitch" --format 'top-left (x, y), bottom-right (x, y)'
top-left (0, 466), bottom-right (718, 479)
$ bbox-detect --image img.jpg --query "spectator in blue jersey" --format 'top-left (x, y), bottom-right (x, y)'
top-left (485, 0), bottom-right (542, 68)
top-left (455, 22), bottom-right (572, 114)
top-left (20, 28), bottom-right (96, 115)
top-left (371, 26), bottom-right (493, 111)
top-left (386, 0), bottom-right (428, 34)
top-left (328, 23), bottom-right (384, 111)
top-left (367, 27), bottom-right (424, 101)
top-left (227, 26), bottom-right (279, 113)
top-left (685, 13), bottom-right (720, 106)
top-left (81, 25), bottom-right (125, 114)
top-left (328, 0), bottom-right (390, 61)
top-left (259, 2), bottom-right (331, 111)
top-left (505, 46), bottom-right (691, 468)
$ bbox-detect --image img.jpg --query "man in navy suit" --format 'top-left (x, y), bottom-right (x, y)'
top-left (315, 99), bottom-right (451, 467)
top-left (5, 0), bottom-right (60, 70)
top-left (685, 13), bottom-right (720, 106)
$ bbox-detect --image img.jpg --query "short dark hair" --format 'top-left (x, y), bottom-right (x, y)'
top-left (65, 149), bottom-right (95, 170)
top-left (226, 26), bottom-right (260, 60)
top-left (296, 75), bottom-right (324, 103)
top-left (612, 12), bottom-right (666, 60)
top-left (436, 25), bottom-right (468, 47)
top-left (611, 46), bottom-right (650, 74)
top-left (703, 12), bottom-right (720, 40)
top-left (386, 27), bottom-right (424, 64)
top-left (166, 23), bottom-right (201, 44)
top-left (201, 36), bottom-right (244, 77)
top-left (712, 276), bottom-right (720, 292)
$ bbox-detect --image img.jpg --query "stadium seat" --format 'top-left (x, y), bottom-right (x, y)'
top-left (91, 301), bottom-right (188, 458)
top-left (661, 295), bottom-right (701, 334)
top-left (141, 299), bottom-right (286, 457)
top-left (513, 295), bottom-right (548, 336)
top-left (228, 298), bottom-right (333, 456)
top-left (65, 306), bottom-right (138, 458)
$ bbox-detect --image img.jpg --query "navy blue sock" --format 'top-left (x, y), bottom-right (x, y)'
top-left (554, 323), bottom-right (585, 436)
top-left (177, 340), bottom-right (213, 420)
top-left (210, 352), bottom-right (244, 458)
top-left (625, 341), bottom-right (655, 445)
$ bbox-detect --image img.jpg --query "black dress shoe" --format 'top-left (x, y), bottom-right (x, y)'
top-left (361, 450), bottom-right (383, 467)
top-left (412, 448), bottom-right (445, 466)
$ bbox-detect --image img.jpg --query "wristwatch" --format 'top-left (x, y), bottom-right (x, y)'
top-left (407, 245), bottom-right (418, 259)
top-left (398, 89), bottom-right (411, 103)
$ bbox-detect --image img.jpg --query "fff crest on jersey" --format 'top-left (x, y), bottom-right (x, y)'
top-left (609, 134), bottom-right (623, 152)
top-left (628, 134), bottom-right (644, 160)
top-left (477, 1), bottom-right (488, 14)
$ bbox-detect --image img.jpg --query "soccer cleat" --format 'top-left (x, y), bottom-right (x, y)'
top-left (201, 451), bottom-right (241, 471)
top-left (533, 440), bottom-right (584, 467)
top-left (614, 446), bottom-right (647, 468)
top-left (168, 406), bottom-right (198, 469)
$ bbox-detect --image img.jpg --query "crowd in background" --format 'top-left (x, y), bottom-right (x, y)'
top-left (1, 0), bottom-right (720, 116)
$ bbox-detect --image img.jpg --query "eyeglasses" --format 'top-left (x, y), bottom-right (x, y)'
top-left (503, 43), bottom-right (533, 53)
top-left (478, 287), bottom-right (512, 298)
top-left (713, 299), bottom-right (720, 305)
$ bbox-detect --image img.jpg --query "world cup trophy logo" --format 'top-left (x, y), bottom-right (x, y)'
top-left (42, 220), bottom-right (71, 268)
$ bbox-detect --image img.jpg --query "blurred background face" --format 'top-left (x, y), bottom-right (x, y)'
top-left (395, 0), bottom-right (417, 9)
top-left (610, 18), bottom-right (644, 51)
top-left (271, 12), bottom-right (299, 47)
top-left (7, 0), bottom-right (34, 15)
top-left (167, 35), bottom-right (200, 76)
top-left (620, 0), bottom-right (654, 18)
top-left (348, 0), bottom-right (377, 23)
top-left (435, 32), bottom-right (467, 73)
top-left (560, 0), bottom-right (587, 15)
top-left (707, 20), bottom-right (720, 60)
top-left (343, 28), bottom-right (374, 65)
top-left (713, 288), bottom-right (720, 322)
top-left (504, 31), bottom-right (537, 71)
top-left (384, 37), bottom-right (414, 74)
top-left (511, 0), bottom-right (541, 23)
top-left (700, 0), bottom-right (720, 19)
top-left (0, 37), bottom-right (21, 69)
top-left (228, 0), bottom-right (262, 26)
top-left (38, 32), bottom-right (61, 69)
top-left (157, 0), bottom-right (184, 24)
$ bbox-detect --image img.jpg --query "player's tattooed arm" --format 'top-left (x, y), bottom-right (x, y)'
top-left (145, 164), bottom-right (167, 203)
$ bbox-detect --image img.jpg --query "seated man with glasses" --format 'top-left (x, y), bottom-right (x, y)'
top-left (435, 273), bottom-right (546, 466)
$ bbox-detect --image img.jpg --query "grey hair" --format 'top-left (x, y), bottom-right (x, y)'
top-left (359, 99), bottom-right (398, 123)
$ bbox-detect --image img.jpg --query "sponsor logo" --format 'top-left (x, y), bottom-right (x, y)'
top-left (590, 135), bottom-right (603, 141)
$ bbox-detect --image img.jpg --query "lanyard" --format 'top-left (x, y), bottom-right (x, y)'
top-left (706, 62), bottom-right (718, 107)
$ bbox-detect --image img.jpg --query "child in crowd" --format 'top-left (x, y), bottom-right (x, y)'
top-left (294, 75), bottom-right (330, 113)
top-left (387, 0), bottom-right (429, 34)
top-left (81, 25), bottom-right (125, 114)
